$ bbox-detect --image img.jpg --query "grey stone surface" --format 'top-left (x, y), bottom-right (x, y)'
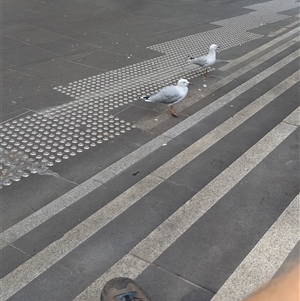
top-left (0, 239), bottom-right (8, 249)
top-left (13, 58), bottom-right (104, 85)
top-left (49, 137), bottom-right (138, 184)
top-left (0, 102), bottom-right (28, 122)
top-left (2, 45), bottom-right (58, 67)
top-left (5, 180), bottom-right (196, 301)
top-left (37, 38), bottom-right (98, 56)
top-left (2, 0), bottom-right (299, 300)
top-left (169, 83), bottom-right (299, 192)
top-left (210, 195), bottom-right (299, 301)
top-left (71, 49), bottom-right (143, 71)
top-left (274, 240), bottom-right (300, 278)
top-left (1, 245), bottom-right (31, 278)
top-left (1, 174), bottom-right (76, 231)
top-left (154, 130), bottom-right (299, 292)
top-left (137, 265), bottom-right (214, 301)
top-left (2, 70), bottom-right (71, 111)
top-left (1, 60), bottom-right (14, 71)
top-left (5, 133), bottom-right (194, 259)
top-left (4, 27), bottom-right (64, 45)
top-left (1, 36), bottom-right (28, 50)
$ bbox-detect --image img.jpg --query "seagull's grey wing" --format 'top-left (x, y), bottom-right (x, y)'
top-left (147, 86), bottom-right (182, 104)
top-left (190, 56), bottom-right (208, 67)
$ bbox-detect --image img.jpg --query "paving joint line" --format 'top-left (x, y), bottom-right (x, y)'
top-left (149, 262), bottom-right (216, 294)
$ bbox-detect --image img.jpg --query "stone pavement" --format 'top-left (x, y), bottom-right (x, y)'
top-left (1, 0), bottom-right (299, 300)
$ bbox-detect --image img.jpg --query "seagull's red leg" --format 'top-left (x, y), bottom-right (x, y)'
top-left (168, 106), bottom-right (179, 117)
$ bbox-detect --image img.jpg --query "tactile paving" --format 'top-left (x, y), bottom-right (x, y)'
top-left (0, 0), bottom-right (297, 188)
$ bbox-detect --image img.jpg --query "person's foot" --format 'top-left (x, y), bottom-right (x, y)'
top-left (100, 277), bottom-right (152, 301)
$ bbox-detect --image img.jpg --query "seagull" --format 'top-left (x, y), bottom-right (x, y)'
top-left (142, 79), bottom-right (191, 117)
top-left (188, 44), bottom-right (218, 79)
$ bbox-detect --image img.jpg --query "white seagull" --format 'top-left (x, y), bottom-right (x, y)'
top-left (188, 44), bottom-right (218, 79)
top-left (142, 79), bottom-right (191, 117)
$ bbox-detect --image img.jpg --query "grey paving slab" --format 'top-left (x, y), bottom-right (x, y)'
top-left (2, 70), bottom-right (72, 111)
top-left (162, 12), bottom-right (212, 27)
top-left (112, 127), bottom-right (158, 149)
top-left (13, 58), bottom-right (104, 85)
top-left (2, 3), bottom-right (41, 22)
top-left (4, 27), bottom-right (64, 45)
top-left (134, 108), bottom-right (192, 136)
top-left (137, 23), bottom-right (219, 48)
top-left (0, 102), bottom-right (28, 123)
top-left (136, 20), bottom-right (182, 33)
top-left (176, 0), bottom-right (266, 11)
top-left (132, 5), bottom-right (190, 20)
top-left (282, 7), bottom-right (300, 16)
top-left (1, 22), bottom-right (38, 35)
top-left (154, 129), bottom-right (299, 292)
top-left (1, 60), bottom-right (14, 71)
top-left (7, 180), bottom-right (196, 301)
top-left (99, 40), bottom-right (163, 60)
top-left (2, 45), bottom-right (58, 67)
top-left (27, 16), bottom-right (117, 37)
top-left (60, 49), bottom-right (102, 61)
top-left (113, 105), bottom-right (162, 127)
top-left (0, 245), bottom-right (32, 278)
top-left (1, 36), bottom-right (28, 51)
top-left (99, 20), bottom-right (218, 59)
top-left (37, 37), bottom-right (99, 56)
top-left (136, 265), bottom-right (214, 301)
top-left (70, 49), bottom-right (143, 71)
top-left (2, 0), bottom-right (55, 12)
top-left (71, 31), bottom-right (130, 48)
top-left (1, 174), bottom-right (76, 231)
top-left (92, 0), bottom-right (160, 14)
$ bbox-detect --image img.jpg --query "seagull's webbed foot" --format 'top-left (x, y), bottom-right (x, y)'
top-left (202, 68), bottom-right (209, 80)
top-left (168, 106), bottom-right (179, 117)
